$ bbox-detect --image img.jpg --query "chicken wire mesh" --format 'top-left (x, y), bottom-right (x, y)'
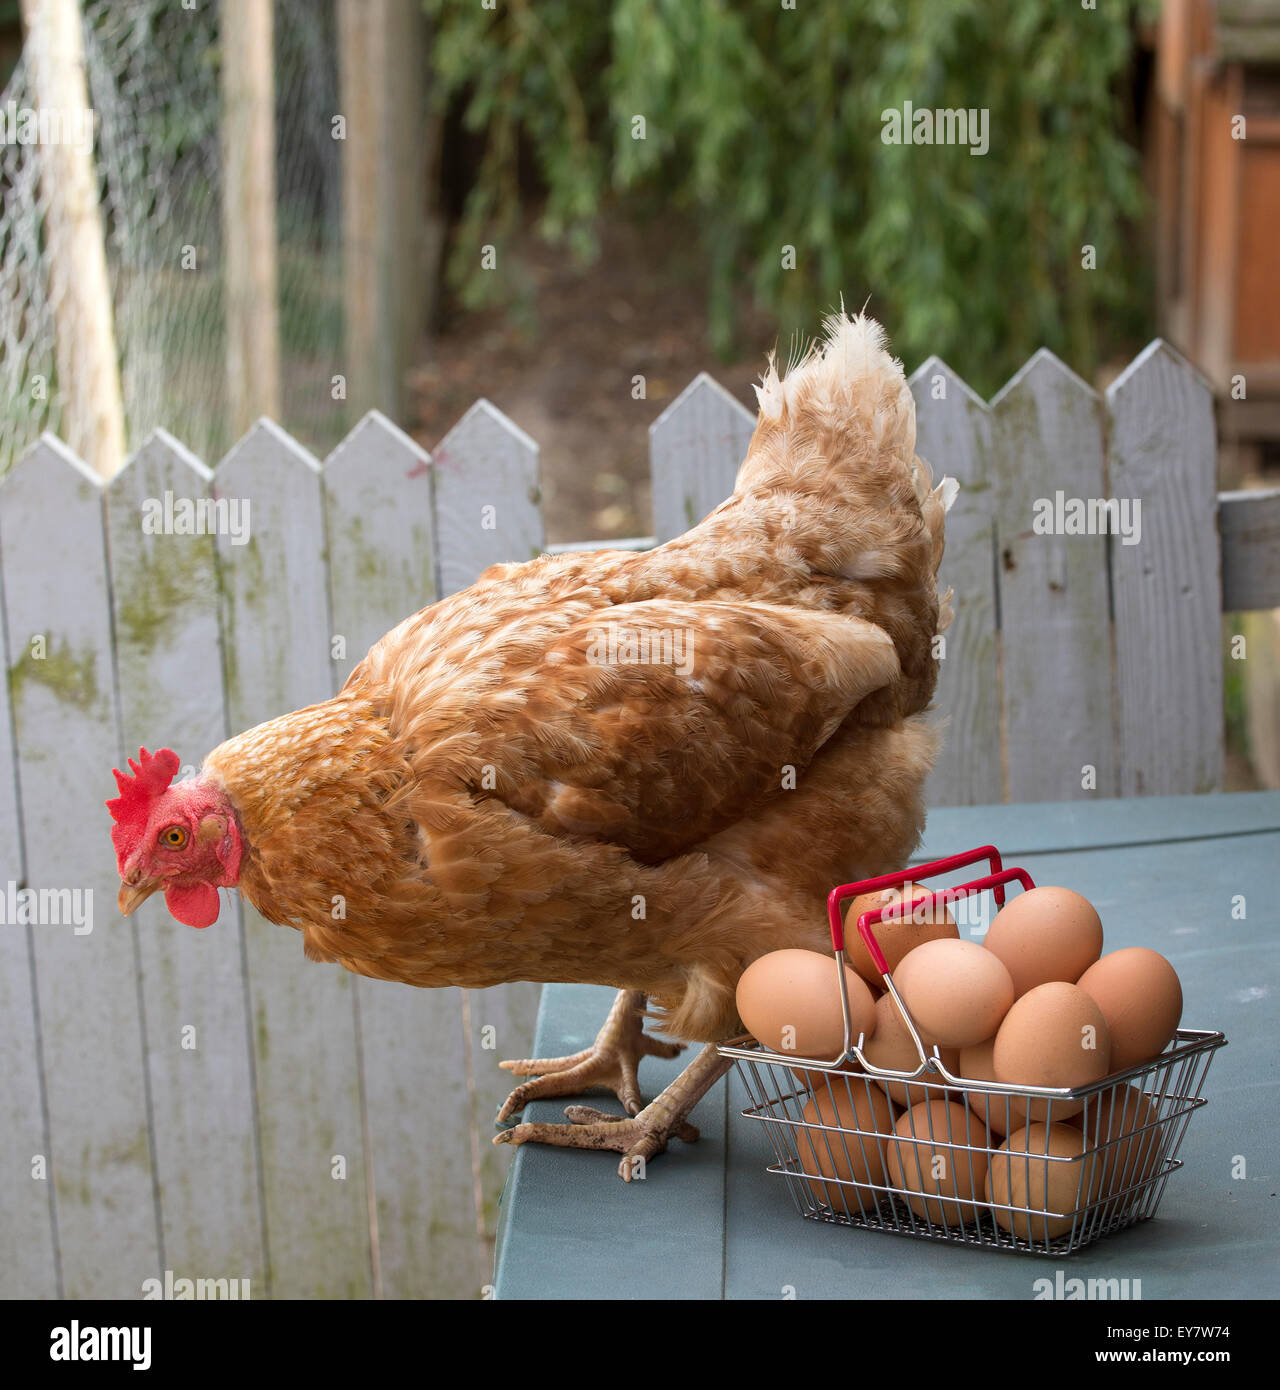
top-left (0, 0), bottom-right (345, 476)
top-left (719, 849), bottom-right (1227, 1256)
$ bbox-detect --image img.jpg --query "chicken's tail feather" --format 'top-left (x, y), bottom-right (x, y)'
top-left (738, 309), bottom-right (957, 610)
top-left (752, 310), bottom-right (894, 429)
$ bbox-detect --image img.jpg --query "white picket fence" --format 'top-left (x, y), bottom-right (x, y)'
top-left (0, 339), bottom-right (1257, 1299)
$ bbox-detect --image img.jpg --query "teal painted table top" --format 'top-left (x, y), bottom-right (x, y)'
top-left (492, 792), bottom-right (1279, 1300)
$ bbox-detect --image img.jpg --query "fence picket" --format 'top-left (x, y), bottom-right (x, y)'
top-left (323, 410), bottom-right (438, 684)
top-left (1107, 343), bottom-right (1222, 796)
top-left (432, 399), bottom-right (542, 598)
top-left (323, 412), bottom-right (479, 1297)
top-left (106, 430), bottom-right (265, 1287)
top-left (0, 437), bottom-right (159, 1297)
top-left (990, 351), bottom-right (1116, 801)
top-left (910, 358), bottom-right (1001, 807)
top-left (649, 373), bottom-right (754, 542)
top-left (215, 420), bottom-right (373, 1297)
top-left (466, 977), bottom-right (542, 1257)
top-left (0, 464), bottom-right (57, 1299)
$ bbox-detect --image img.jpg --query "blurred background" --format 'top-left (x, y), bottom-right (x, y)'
top-left (0, 0), bottom-right (1276, 781)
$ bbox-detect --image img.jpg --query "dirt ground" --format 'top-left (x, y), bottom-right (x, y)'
top-left (405, 218), bottom-right (774, 545)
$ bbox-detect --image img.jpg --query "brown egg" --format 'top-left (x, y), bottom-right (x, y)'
top-left (992, 983), bottom-right (1112, 1122)
top-left (894, 939), bottom-right (1016, 1049)
top-left (798, 1075), bottom-right (896, 1214)
top-left (982, 886), bottom-right (1104, 998)
top-left (1069, 1085), bottom-right (1163, 1196)
top-left (886, 1099), bottom-right (989, 1228)
top-left (796, 1058), bottom-right (862, 1093)
top-left (986, 1122), bottom-right (1103, 1241)
top-left (1076, 948), bottom-right (1183, 1071)
top-left (735, 949), bottom-right (877, 1064)
top-left (844, 883), bottom-right (958, 985)
top-left (957, 1038), bottom-right (1017, 1138)
top-left (862, 991), bottom-right (960, 1107)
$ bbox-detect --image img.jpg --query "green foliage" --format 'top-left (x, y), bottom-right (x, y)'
top-left (425, 0), bottom-right (1151, 391)
top-left (1223, 616), bottom-right (1248, 763)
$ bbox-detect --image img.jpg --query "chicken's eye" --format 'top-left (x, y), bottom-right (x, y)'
top-left (160, 825), bottom-right (188, 849)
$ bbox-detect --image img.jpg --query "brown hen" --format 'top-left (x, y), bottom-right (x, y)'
top-left (110, 311), bottom-right (955, 1178)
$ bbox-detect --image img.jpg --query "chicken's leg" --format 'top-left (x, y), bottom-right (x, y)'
top-left (494, 1042), bottom-right (732, 1180)
top-left (496, 988), bottom-right (684, 1122)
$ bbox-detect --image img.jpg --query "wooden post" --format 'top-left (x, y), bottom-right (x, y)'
top-left (220, 0), bottom-right (281, 436)
top-left (338, 0), bottom-right (430, 421)
top-left (338, 0), bottom-right (385, 422)
top-left (19, 0), bottom-right (126, 481)
top-left (387, 2), bottom-right (434, 377)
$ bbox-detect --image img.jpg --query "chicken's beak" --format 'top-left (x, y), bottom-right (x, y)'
top-left (118, 878), bottom-right (163, 916)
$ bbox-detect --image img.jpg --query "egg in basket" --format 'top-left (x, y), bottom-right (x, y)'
top-left (717, 845), bottom-right (1226, 1255)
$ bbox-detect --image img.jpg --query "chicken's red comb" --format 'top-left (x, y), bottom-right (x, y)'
top-left (107, 747), bottom-right (181, 860)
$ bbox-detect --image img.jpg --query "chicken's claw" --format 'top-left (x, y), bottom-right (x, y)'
top-left (496, 989), bottom-right (682, 1122)
top-left (493, 1042), bottom-right (731, 1181)
top-left (495, 1108), bottom-right (699, 1180)
top-left (564, 1104), bottom-right (699, 1143)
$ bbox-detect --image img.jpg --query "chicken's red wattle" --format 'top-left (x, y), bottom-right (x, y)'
top-left (164, 882), bottom-right (220, 929)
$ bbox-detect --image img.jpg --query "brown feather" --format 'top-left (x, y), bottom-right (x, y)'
top-left (200, 313), bottom-right (957, 1041)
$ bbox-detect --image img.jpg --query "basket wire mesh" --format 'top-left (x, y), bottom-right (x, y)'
top-left (718, 845), bottom-right (1227, 1255)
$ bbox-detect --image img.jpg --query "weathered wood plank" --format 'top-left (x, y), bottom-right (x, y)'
top-left (910, 357), bottom-right (1001, 807)
top-left (1107, 341), bottom-right (1223, 796)
top-left (1219, 486), bottom-right (1280, 612)
top-left (106, 430), bottom-right (265, 1287)
top-left (467, 978), bottom-right (543, 1261)
top-left (0, 436), bottom-right (159, 1297)
top-left (0, 484), bottom-right (58, 1299)
top-left (323, 412), bottom-right (479, 1297)
top-left (432, 399), bottom-right (543, 597)
top-left (0, 534), bottom-right (24, 884)
top-left (215, 420), bottom-right (373, 1297)
top-left (990, 350), bottom-right (1116, 802)
top-left (649, 373), bottom-right (755, 543)
top-left (323, 411), bottom-right (438, 684)
top-left (359, 978), bottom-right (477, 1297)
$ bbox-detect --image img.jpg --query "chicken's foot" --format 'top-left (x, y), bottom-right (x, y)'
top-left (494, 1042), bottom-right (732, 1180)
top-left (496, 988), bottom-right (683, 1122)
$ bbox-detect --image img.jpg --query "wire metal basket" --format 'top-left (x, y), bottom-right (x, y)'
top-left (717, 845), bottom-right (1227, 1256)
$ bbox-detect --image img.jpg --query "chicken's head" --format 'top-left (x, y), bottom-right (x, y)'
top-left (107, 747), bottom-right (242, 928)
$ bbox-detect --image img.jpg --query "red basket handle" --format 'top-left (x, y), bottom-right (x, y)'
top-left (827, 847), bottom-right (1035, 968)
top-left (823, 851), bottom-right (1036, 1067)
